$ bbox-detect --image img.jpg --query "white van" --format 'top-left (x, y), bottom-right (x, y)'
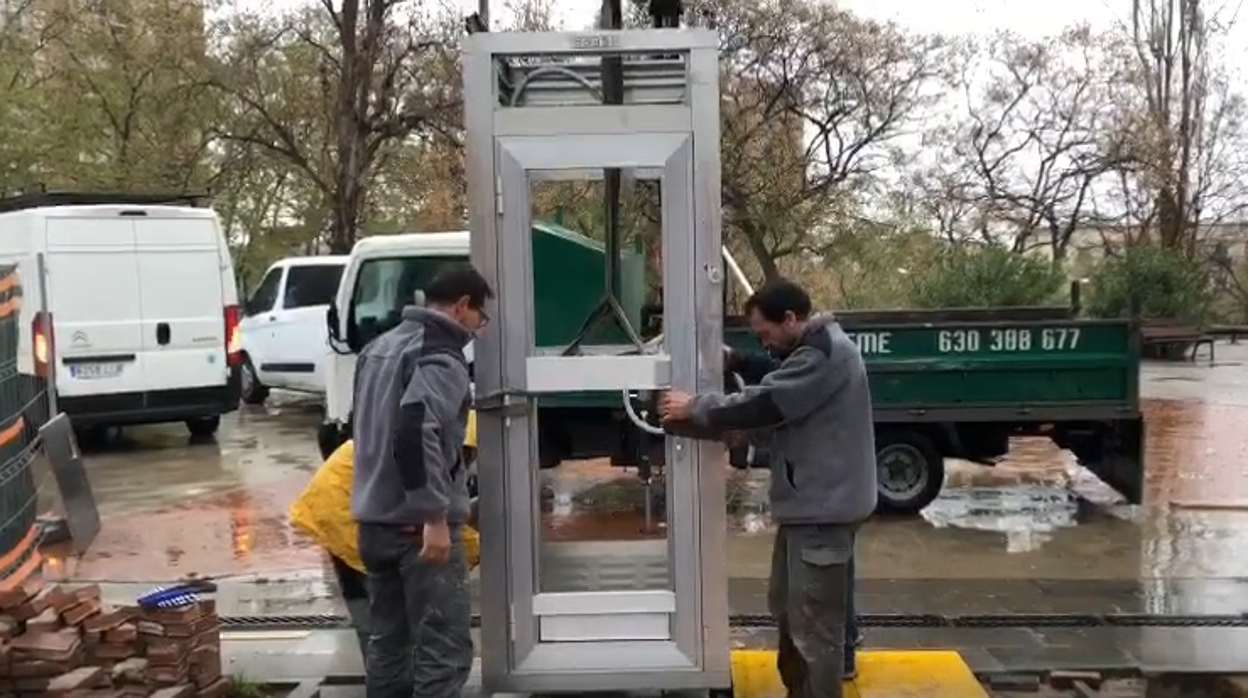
top-left (0, 192), bottom-right (242, 438)
top-left (238, 255), bottom-right (346, 404)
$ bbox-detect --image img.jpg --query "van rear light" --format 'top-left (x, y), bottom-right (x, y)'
top-left (224, 305), bottom-right (241, 366)
top-left (32, 311), bottom-right (53, 377)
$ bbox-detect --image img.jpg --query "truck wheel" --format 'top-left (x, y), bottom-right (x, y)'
top-left (240, 356), bottom-right (269, 405)
top-left (875, 430), bottom-right (944, 514)
top-left (186, 416), bottom-right (221, 439)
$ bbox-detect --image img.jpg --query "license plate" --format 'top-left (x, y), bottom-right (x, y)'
top-left (70, 362), bottom-right (124, 380)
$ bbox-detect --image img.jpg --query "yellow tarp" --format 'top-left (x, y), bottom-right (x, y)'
top-left (289, 439), bottom-right (481, 573)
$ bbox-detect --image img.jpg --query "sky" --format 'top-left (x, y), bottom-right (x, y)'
top-left (237, 0), bottom-right (1247, 75)
top-left (455, 0), bottom-right (1247, 60)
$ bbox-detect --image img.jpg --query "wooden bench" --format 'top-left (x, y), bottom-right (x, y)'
top-left (1207, 324), bottom-right (1248, 344)
top-left (1141, 322), bottom-right (1216, 362)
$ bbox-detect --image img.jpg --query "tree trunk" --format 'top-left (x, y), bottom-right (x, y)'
top-left (737, 220), bottom-right (780, 281)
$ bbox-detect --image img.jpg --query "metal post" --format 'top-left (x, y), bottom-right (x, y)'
top-left (477, 0), bottom-right (489, 29)
top-left (601, 0), bottom-right (624, 302)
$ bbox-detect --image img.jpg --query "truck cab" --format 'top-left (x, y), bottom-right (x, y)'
top-left (318, 225), bottom-right (648, 462)
top-left (319, 233), bottom-right (470, 456)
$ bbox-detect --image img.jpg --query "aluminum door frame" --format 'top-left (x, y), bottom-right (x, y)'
top-left (465, 29), bottom-right (728, 695)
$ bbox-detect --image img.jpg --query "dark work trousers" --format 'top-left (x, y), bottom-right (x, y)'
top-left (769, 524), bottom-right (856, 698)
top-left (847, 550), bottom-right (861, 673)
top-left (328, 554), bottom-right (372, 663)
top-left (357, 523), bottom-right (473, 698)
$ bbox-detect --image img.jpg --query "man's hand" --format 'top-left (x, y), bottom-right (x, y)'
top-left (420, 519), bottom-right (452, 563)
top-left (659, 390), bottom-right (694, 422)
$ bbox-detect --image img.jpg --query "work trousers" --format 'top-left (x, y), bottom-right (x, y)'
top-left (357, 523), bottom-right (473, 698)
top-left (328, 554), bottom-right (372, 660)
top-left (769, 523), bottom-right (856, 698)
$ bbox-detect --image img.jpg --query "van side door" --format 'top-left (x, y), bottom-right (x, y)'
top-left (273, 263), bottom-right (343, 393)
top-left (239, 265), bottom-right (284, 387)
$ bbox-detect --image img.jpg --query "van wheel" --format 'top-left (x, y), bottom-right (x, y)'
top-left (186, 416), bottom-right (221, 439)
top-left (875, 430), bottom-right (944, 515)
top-left (240, 357), bottom-right (269, 405)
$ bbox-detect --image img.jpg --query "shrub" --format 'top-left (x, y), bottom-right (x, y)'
top-left (1086, 245), bottom-right (1211, 322)
top-left (903, 244), bottom-right (1067, 309)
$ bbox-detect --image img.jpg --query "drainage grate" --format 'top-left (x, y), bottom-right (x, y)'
top-left (954, 613), bottom-right (1104, 628)
top-left (215, 612), bottom-right (1248, 632)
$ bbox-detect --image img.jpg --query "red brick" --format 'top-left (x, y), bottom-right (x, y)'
top-left (13, 674), bottom-right (51, 692)
top-left (104, 624), bottom-right (136, 645)
top-left (71, 586), bottom-right (101, 604)
top-left (11, 629), bottom-right (81, 663)
top-left (142, 605), bottom-right (202, 626)
top-left (10, 659), bottom-right (76, 678)
top-left (145, 661), bottom-right (189, 685)
top-left (44, 586), bottom-right (78, 614)
top-left (10, 588), bottom-right (53, 622)
top-left (108, 658), bottom-right (146, 685)
top-left (82, 607), bottom-right (132, 633)
top-left (46, 666), bottom-right (104, 692)
top-left (26, 607), bottom-right (61, 633)
top-left (188, 645), bottom-right (216, 670)
top-left (189, 647), bottom-right (219, 688)
top-left (190, 629), bottom-right (218, 651)
top-left (136, 620), bottom-right (164, 637)
top-left (150, 685), bottom-right (195, 698)
top-left (145, 644), bottom-right (189, 669)
top-left (0, 583), bottom-right (36, 611)
top-left (61, 599), bottom-right (100, 627)
top-left (93, 644), bottom-right (135, 661)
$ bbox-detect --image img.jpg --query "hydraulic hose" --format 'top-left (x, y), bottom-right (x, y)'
top-left (621, 349), bottom-right (747, 435)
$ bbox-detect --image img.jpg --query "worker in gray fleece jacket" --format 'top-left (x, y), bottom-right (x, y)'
top-left (660, 277), bottom-right (877, 698)
top-left (350, 264), bottom-right (493, 698)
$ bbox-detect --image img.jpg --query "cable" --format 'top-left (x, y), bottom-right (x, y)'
top-left (620, 347), bottom-right (747, 435)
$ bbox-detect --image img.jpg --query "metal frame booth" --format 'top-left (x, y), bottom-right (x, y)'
top-left (464, 28), bottom-right (732, 696)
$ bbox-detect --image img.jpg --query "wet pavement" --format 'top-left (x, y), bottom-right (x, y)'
top-left (26, 342), bottom-right (1248, 654)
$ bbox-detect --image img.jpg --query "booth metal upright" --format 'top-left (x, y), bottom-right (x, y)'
top-left (463, 26), bottom-right (731, 697)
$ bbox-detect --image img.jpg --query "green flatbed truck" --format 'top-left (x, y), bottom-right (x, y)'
top-left (322, 226), bottom-right (1144, 515)
top-left (714, 307), bottom-right (1144, 512)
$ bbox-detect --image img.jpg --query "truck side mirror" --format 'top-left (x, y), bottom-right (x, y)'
top-left (327, 303), bottom-right (340, 341)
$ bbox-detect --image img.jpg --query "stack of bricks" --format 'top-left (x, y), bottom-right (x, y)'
top-left (0, 580), bottom-right (228, 698)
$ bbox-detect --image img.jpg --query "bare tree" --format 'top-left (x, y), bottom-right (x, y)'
top-left (950, 27), bottom-right (1125, 259)
top-left (212, 0), bottom-right (460, 253)
top-left (1106, 0), bottom-right (1248, 249)
top-left (706, 0), bottom-right (948, 280)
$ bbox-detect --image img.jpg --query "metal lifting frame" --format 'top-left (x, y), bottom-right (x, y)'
top-left (464, 26), bottom-right (731, 697)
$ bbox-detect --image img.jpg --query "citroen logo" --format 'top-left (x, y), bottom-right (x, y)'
top-left (71, 331), bottom-right (90, 347)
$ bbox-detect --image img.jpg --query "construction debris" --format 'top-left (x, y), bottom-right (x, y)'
top-left (0, 580), bottom-right (222, 697)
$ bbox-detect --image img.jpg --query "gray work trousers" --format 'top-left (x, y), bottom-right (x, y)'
top-left (769, 524), bottom-right (856, 698)
top-left (357, 523), bottom-right (473, 698)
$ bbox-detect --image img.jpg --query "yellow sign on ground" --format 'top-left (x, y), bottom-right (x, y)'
top-left (730, 649), bottom-right (989, 698)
